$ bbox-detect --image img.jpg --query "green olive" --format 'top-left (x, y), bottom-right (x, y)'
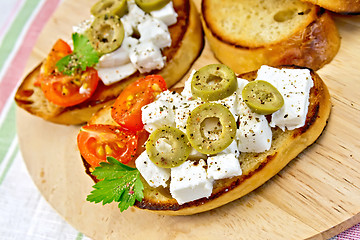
top-left (191, 64), bottom-right (237, 101)
top-left (146, 126), bottom-right (191, 168)
top-left (135, 0), bottom-right (170, 13)
top-left (242, 80), bottom-right (284, 115)
top-left (91, 0), bottom-right (128, 18)
top-left (186, 103), bottom-right (236, 155)
top-left (87, 14), bottom-right (124, 54)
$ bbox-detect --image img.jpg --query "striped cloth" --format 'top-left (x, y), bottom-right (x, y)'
top-left (0, 0), bottom-right (358, 239)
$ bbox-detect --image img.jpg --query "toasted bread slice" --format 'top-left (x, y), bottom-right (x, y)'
top-left (301, 0), bottom-right (360, 14)
top-left (15, 0), bottom-right (204, 125)
top-left (201, 0), bottom-right (340, 74)
top-left (83, 65), bottom-right (331, 215)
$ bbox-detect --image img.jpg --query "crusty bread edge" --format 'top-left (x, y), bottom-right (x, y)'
top-left (201, 7), bottom-right (340, 74)
top-left (137, 67), bottom-right (331, 215)
top-left (15, 0), bottom-right (204, 125)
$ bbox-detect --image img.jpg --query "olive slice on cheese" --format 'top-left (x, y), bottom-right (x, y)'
top-left (242, 80), bottom-right (284, 115)
top-left (135, 0), bottom-right (170, 13)
top-left (191, 64), bottom-right (237, 101)
top-left (87, 14), bottom-right (124, 55)
top-left (146, 126), bottom-right (191, 168)
top-left (91, 0), bottom-right (128, 18)
top-left (186, 103), bottom-right (236, 155)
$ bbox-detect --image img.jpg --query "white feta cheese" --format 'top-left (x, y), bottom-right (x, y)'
top-left (141, 100), bottom-right (175, 133)
top-left (207, 153), bottom-right (242, 180)
top-left (97, 37), bottom-right (138, 68)
top-left (135, 151), bottom-right (170, 188)
top-left (122, 1), bottom-right (150, 31)
top-left (219, 139), bottom-right (240, 158)
top-left (215, 92), bottom-right (238, 121)
top-left (72, 16), bottom-right (93, 34)
top-left (188, 147), bottom-right (207, 160)
top-left (174, 99), bottom-right (203, 133)
top-left (256, 65), bottom-right (313, 130)
top-left (181, 70), bottom-right (196, 100)
top-left (129, 41), bottom-right (165, 73)
top-left (138, 17), bottom-right (171, 49)
top-left (156, 90), bottom-right (185, 105)
top-left (97, 63), bottom-right (137, 85)
top-left (236, 79), bottom-right (272, 153)
top-left (170, 160), bottom-right (213, 205)
top-left (150, 1), bottom-right (178, 26)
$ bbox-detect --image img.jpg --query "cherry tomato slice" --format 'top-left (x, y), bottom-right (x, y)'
top-left (77, 124), bottom-right (138, 167)
top-left (40, 67), bottom-right (99, 107)
top-left (35, 39), bottom-right (72, 86)
top-left (111, 75), bottom-right (167, 131)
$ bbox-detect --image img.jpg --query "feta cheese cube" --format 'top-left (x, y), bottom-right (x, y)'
top-left (135, 151), bottom-right (170, 188)
top-left (122, 1), bottom-right (150, 31)
top-left (207, 153), bottom-right (242, 180)
top-left (150, 1), bottom-right (178, 26)
top-left (138, 18), bottom-right (171, 49)
top-left (129, 41), bottom-right (165, 73)
top-left (256, 65), bottom-right (314, 130)
top-left (141, 100), bottom-right (175, 133)
top-left (236, 106), bottom-right (272, 153)
top-left (97, 63), bottom-right (137, 85)
top-left (170, 160), bottom-right (213, 205)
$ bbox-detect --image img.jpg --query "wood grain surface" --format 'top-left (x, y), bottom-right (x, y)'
top-left (17, 0), bottom-right (360, 239)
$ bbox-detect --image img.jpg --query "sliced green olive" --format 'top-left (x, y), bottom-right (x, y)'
top-left (135, 0), bottom-right (170, 13)
top-left (186, 103), bottom-right (236, 155)
top-left (146, 126), bottom-right (191, 168)
top-left (191, 64), bottom-right (237, 101)
top-left (242, 80), bottom-right (284, 115)
top-left (91, 0), bottom-right (128, 18)
top-left (87, 14), bottom-right (124, 54)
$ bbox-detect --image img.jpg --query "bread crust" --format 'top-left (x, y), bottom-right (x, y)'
top-left (301, 0), bottom-right (360, 14)
top-left (15, 0), bottom-right (204, 125)
top-left (201, 0), bottom-right (340, 74)
top-left (83, 65), bottom-right (331, 215)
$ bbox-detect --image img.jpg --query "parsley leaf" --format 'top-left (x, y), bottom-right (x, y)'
top-left (56, 33), bottom-right (99, 75)
top-left (86, 157), bottom-right (144, 212)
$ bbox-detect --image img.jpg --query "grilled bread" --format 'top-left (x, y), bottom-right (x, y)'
top-left (301, 0), bottom-right (360, 14)
top-left (83, 65), bottom-right (331, 215)
top-left (201, 0), bottom-right (340, 74)
top-left (15, 0), bottom-right (204, 125)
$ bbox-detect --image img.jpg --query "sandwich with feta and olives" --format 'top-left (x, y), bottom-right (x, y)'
top-left (15, 0), bottom-right (204, 125)
top-left (77, 63), bottom-right (331, 215)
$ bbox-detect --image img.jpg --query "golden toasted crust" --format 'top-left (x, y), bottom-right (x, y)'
top-left (14, 0), bottom-right (204, 125)
top-left (201, 0), bottom-right (340, 74)
top-left (83, 65), bottom-right (331, 215)
top-left (301, 0), bottom-right (360, 14)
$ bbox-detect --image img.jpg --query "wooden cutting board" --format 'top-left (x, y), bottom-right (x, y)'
top-left (17, 0), bottom-right (360, 239)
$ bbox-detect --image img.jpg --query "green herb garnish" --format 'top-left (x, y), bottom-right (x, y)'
top-left (87, 157), bottom-right (144, 212)
top-left (56, 33), bottom-right (99, 75)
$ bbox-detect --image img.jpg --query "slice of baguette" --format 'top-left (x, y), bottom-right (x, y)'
top-left (14, 0), bottom-right (204, 125)
top-left (84, 65), bottom-right (331, 215)
top-left (301, 0), bottom-right (360, 14)
top-left (201, 0), bottom-right (340, 74)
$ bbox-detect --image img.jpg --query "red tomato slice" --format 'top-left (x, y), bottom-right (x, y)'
top-left (77, 124), bottom-right (138, 167)
top-left (111, 75), bottom-right (167, 131)
top-left (40, 67), bottom-right (99, 107)
top-left (35, 39), bottom-right (72, 86)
